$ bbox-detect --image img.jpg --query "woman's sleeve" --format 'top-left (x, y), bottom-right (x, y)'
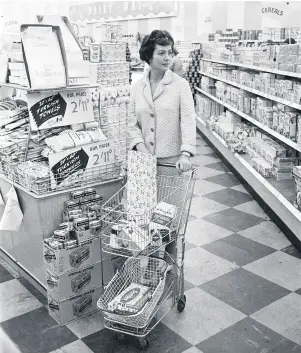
top-left (180, 79), bottom-right (196, 156)
top-left (127, 83), bottom-right (145, 150)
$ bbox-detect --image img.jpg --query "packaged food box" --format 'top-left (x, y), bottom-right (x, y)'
top-left (46, 262), bottom-right (102, 301)
top-left (119, 226), bottom-right (152, 256)
top-left (48, 287), bottom-right (102, 325)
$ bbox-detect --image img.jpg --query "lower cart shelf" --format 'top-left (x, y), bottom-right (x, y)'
top-left (196, 115), bottom-right (301, 249)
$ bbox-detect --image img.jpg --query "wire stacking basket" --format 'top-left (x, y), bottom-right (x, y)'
top-left (97, 256), bottom-right (167, 328)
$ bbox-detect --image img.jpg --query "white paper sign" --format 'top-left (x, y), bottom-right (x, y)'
top-left (49, 139), bottom-right (115, 189)
top-left (27, 88), bottom-right (94, 130)
top-left (0, 186), bottom-right (23, 231)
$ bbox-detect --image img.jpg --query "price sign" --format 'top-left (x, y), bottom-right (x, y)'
top-left (49, 139), bottom-right (115, 189)
top-left (27, 88), bottom-right (94, 130)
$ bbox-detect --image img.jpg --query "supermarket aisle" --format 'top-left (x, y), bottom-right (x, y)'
top-left (0, 133), bottom-right (301, 353)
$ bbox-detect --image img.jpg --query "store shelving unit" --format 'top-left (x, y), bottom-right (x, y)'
top-left (202, 57), bottom-right (301, 79)
top-left (195, 87), bottom-right (301, 152)
top-left (198, 70), bottom-right (301, 111)
top-left (196, 115), bottom-right (301, 247)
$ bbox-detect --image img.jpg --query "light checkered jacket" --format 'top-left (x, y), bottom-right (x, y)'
top-left (128, 69), bottom-right (196, 159)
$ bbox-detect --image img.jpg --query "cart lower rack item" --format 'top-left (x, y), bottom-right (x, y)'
top-left (98, 163), bottom-right (197, 349)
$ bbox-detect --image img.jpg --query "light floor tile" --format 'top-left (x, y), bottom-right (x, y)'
top-left (50, 340), bottom-right (94, 353)
top-left (234, 200), bottom-right (270, 220)
top-left (184, 248), bottom-right (238, 286)
top-left (193, 179), bottom-right (227, 196)
top-left (161, 287), bottom-right (246, 345)
top-left (186, 218), bottom-right (233, 247)
top-left (182, 347), bottom-right (204, 353)
top-left (197, 166), bottom-right (225, 180)
top-left (67, 310), bottom-right (105, 339)
top-left (0, 279), bottom-right (43, 322)
top-left (244, 251), bottom-right (301, 291)
top-left (190, 195), bottom-right (229, 218)
top-left (196, 146), bottom-right (214, 155)
top-left (238, 221), bottom-right (291, 250)
top-left (230, 184), bottom-right (249, 194)
top-left (251, 293), bottom-right (301, 346)
top-left (192, 155), bottom-right (220, 166)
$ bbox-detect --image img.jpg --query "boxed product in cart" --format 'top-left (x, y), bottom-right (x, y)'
top-left (46, 262), bottom-right (102, 301)
top-left (119, 225), bottom-right (152, 256)
top-left (43, 237), bottom-right (101, 274)
top-left (48, 287), bottom-right (102, 325)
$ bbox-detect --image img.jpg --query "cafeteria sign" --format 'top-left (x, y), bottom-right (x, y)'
top-left (70, 1), bottom-right (178, 22)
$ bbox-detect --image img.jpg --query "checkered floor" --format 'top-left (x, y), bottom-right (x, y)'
top-left (1, 133), bottom-right (301, 353)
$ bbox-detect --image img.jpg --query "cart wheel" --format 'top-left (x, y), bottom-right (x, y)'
top-left (138, 338), bottom-right (149, 350)
top-left (116, 333), bottom-right (126, 343)
top-left (177, 295), bottom-right (186, 313)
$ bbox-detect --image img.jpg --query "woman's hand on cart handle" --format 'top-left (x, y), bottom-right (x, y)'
top-left (176, 154), bottom-right (192, 174)
top-left (136, 143), bottom-right (149, 154)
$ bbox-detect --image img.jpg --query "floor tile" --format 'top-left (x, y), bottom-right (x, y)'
top-left (0, 327), bottom-right (22, 353)
top-left (234, 200), bottom-right (270, 220)
top-left (184, 248), bottom-right (238, 286)
top-left (182, 347), bottom-right (204, 353)
top-left (0, 279), bottom-right (43, 322)
top-left (184, 280), bottom-right (195, 292)
top-left (251, 293), bottom-right (301, 346)
top-left (192, 155), bottom-right (220, 166)
top-left (280, 244), bottom-right (301, 260)
top-left (196, 166), bottom-right (225, 180)
top-left (18, 277), bottom-right (48, 306)
top-left (185, 242), bottom-right (197, 251)
top-left (0, 257), bottom-right (20, 279)
top-left (204, 173), bottom-right (240, 187)
top-left (196, 140), bottom-right (208, 147)
top-left (188, 214), bottom-right (198, 222)
top-left (196, 146), bottom-right (214, 155)
top-left (200, 268), bottom-right (290, 315)
top-left (82, 323), bottom-right (192, 353)
top-left (244, 251), bottom-right (301, 291)
top-left (203, 188), bottom-right (253, 207)
top-left (67, 310), bottom-right (105, 339)
top-left (0, 263), bottom-right (14, 284)
top-left (0, 307), bottom-right (77, 353)
top-left (186, 218), bottom-right (233, 247)
top-left (193, 179), bottom-right (227, 196)
top-left (203, 208), bottom-right (263, 233)
top-left (238, 221), bottom-right (291, 250)
top-left (295, 288), bottom-right (301, 295)
top-left (197, 317), bottom-right (301, 353)
top-left (190, 195), bottom-right (229, 218)
top-left (161, 287), bottom-right (246, 345)
top-left (230, 184), bottom-right (249, 194)
top-left (202, 234), bottom-right (276, 266)
top-left (50, 340), bottom-right (94, 353)
top-left (204, 162), bottom-right (230, 172)
top-left (205, 152), bottom-right (219, 159)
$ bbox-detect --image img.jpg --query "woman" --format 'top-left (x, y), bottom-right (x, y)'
top-left (128, 29), bottom-right (196, 172)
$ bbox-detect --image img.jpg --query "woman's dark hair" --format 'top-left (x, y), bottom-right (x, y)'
top-left (284, 38), bottom-right (296, 44)
top-left (139, 30), bottom-right (174, 64)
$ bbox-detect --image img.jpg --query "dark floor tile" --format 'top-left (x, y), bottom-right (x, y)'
top-left (199, 268), bottom-right (290, 315)
top-left (0, 264), bottom-right (14, 284)
top-left (203, 189), bottom-right (253, 207)
top-left (205, 152), bottom-right (219, 159)
top-left (82, 323), bottom-right (192, 353)
top-left (203, 208), bottom-right (263, 232)
top-left (202, 234), bottom-right (276, 266)
top-left (197, 317), bottom-right (301, 353)
top-left (205, 162), bottom-right (230, 173)
top-left (295, 288), bottom-right (301, 295)
top-left (0, 307), bottom-right (77, 353)
top-left (185, 242), bottom-right (197, 251)
top-left (18, 277), bottom-right (48, 306)
top-left (184, 280), bottom-right (195, 292)
top-left (281, 244), bottom-right (301, 260)
top-left (204, 173), bottom-right (240, 187)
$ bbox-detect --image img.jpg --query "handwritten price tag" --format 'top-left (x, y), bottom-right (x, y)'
top-left (27, 88), bottom-right (94, 130)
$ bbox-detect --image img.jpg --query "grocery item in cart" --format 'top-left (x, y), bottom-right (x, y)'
top-left (119, 225), bottom-right (152, 256)
top-left (107, 283), bottom-right (151, 314)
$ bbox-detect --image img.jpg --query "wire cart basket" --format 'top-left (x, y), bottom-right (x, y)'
top-left (97, 162), bottom-right (197, 350)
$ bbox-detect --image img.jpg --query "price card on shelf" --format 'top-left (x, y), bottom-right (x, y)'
top-left (27, 88), bottom-right (94, 130)
top-left (48, 139), bottom-right (115, 189)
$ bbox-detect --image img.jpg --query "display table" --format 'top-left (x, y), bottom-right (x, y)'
top-left (0, 175), bottom-right (123, 292)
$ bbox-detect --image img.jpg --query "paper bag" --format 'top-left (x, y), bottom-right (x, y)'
top-left (0, 186), bottom-right (23, 231)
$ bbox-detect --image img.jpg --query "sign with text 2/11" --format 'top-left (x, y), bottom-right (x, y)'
top-left (49, 140), bottom-right (115, 189)
top-left (27, 88), bottom-right (94, 130)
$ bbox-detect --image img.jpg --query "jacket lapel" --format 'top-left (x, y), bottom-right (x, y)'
top-left (153, 69), bottom-right (173, 101)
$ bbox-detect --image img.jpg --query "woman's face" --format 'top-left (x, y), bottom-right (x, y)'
top-left (150, 44), bottom-right (173, 72)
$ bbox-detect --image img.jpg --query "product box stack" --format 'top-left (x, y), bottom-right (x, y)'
top-left (195, 94), bottom-right (224, 121)
top-left (8, 42), bottom-right (29, 87)
top-left (43, 187), bottom-right (105, 325)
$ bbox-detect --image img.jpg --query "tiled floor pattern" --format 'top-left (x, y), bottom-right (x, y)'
top-left (1, 133), bottom-right (301, 353)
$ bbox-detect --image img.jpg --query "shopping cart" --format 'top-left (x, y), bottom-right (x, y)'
top-left (97, 162), bottom-right (197, 349)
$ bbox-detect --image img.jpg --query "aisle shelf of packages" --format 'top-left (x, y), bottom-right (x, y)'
top-left (201, 58), bottom-right (301, 80)
top-left (196, 115), bottom-right (301, 246)
top-left (195, 87), bottom-right (301, 152)
top-left (198, 70), bottom-right (301, 111)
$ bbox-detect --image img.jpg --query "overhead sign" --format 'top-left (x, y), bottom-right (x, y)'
top-left (27, 88), bottom-right (94, 130)
top-left (261, 7), bottom-right (284, 16)
top-left (49, 140), bottom-right (115, 189)
top-left (70, 1), bottom-right (178, 22)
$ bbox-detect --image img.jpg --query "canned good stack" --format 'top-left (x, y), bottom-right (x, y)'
top-left (183, 46), bottom-right (203, 103)
top-left (43, 187), bottom-right (104, 325)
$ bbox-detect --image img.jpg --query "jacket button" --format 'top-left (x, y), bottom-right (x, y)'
top-left (150, 142), bottom-right (154, 146)
top-left (151, 128), bottom-right (154, 132)
top-left (150, 113), bottom-right (154, 117)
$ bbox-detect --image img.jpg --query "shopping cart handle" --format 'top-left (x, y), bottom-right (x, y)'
top-left (157, 162), bottom-right (198, 175)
